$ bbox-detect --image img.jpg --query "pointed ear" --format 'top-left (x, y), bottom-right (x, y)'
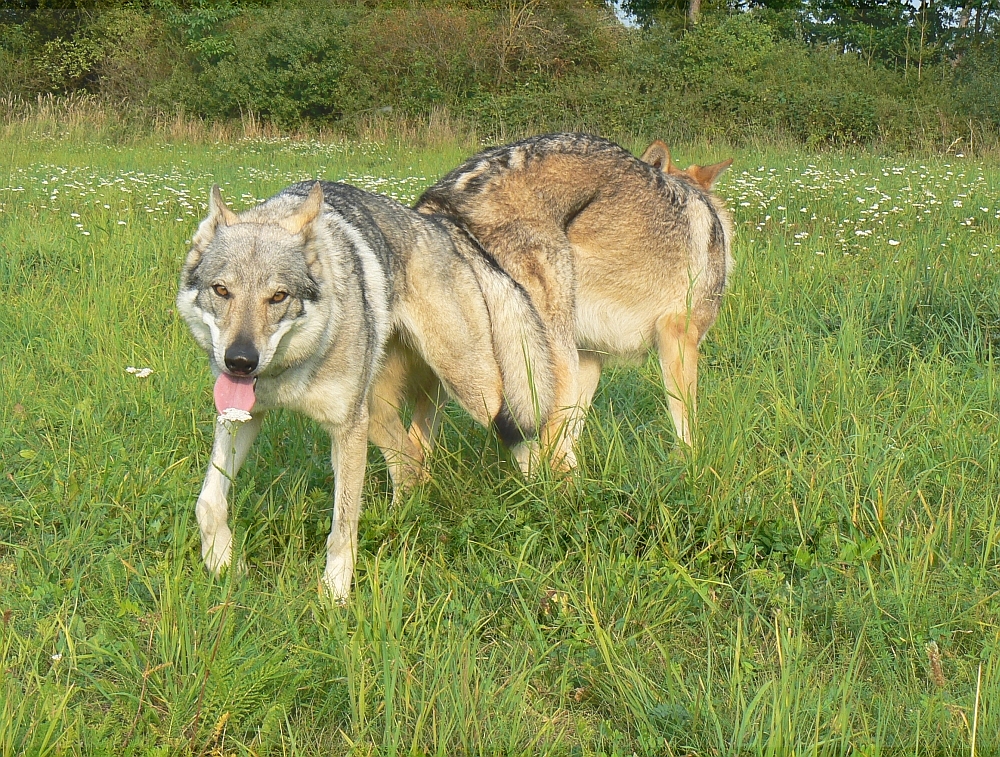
top-left (279, 182), bottom-right (325, 235)
top-left (190, 184), bottom-right (238, 257)
top-left (211, 184), bottom-right (239, 225)
top-left (640, 140), bottom-right (671, 171)
top-left (688, 159), bottom-right (733, 190)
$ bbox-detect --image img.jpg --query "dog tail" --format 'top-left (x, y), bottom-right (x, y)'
top-left (458, 231), bottom-right (556, 447)
top-left (687, 192), bottom-right (734, 332)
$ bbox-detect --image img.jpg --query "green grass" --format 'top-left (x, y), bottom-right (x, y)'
top-left (1, 131), bottom-right (999, 756)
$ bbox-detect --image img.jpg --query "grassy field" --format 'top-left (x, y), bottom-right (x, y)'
top-left (2, 126), bottom-right (999, 756)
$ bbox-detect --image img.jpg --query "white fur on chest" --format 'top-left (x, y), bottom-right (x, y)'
top-left (255, 367), bottom-right (362, 427)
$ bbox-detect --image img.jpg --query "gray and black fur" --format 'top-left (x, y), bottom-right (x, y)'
top-left (178, 180), bottom-right (554, 599)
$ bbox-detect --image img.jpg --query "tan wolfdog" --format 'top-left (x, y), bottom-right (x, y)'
top-left (416, 133), bottom-right (733, 466)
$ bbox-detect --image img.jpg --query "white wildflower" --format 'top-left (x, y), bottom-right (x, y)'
top-left (219, 408), bottom-right (253, 424)
top-left (888, 239), bottom-right (901, 246)
top-left (51, 653), bottom-right (62, 661)
top-left (126, 366), bottom-right (153, 378)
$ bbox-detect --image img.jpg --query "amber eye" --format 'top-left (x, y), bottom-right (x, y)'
top-left (212, 284), bottom-right (229, 297)
top-left (270, 291), bottom-right (288, 304)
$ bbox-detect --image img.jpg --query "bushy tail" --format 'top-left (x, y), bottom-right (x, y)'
top-left (461, 240), bottom-right (556, 447)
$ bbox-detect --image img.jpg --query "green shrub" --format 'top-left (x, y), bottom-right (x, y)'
top-left (0, 23), bottom-right (40, 95)
top-left (953, 41), bottom-right (1000, 128)
top-left (673, 14), bottom-right (777, 88)
top-left (1, 1), bottom-right (996, 149)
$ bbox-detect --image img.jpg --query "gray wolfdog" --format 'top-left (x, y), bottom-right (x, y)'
top-left (416, 133), bottom-right (733, 466)
top-left (177, 181), bottom-right (553, 598)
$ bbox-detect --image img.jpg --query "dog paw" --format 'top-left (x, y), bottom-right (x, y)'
top-left (552, 447), bottom-right (579, 475)
top-left (201, 528), bottom-right (234, 576)
top-left (514, 440), bottom-right (579, 478)
top-left (511, 441), bottom-right (541, 477)
top-left (321, 561), bottom-right (353, 604)
top-left (668, 441), bottom-right (694, 464)
top-left (389, 465), bottom-right (430, 507)
top-left (412, 463), bottom-right (432, 487)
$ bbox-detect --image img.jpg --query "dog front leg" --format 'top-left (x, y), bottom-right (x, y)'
top-left (570, 349), bottom-right (604, 439)
top-left (656, 312), bottom-right (699, 447)
top-left (322, 414), bottom-right (370, 601)
top-left (369, 361), bottom-right (434, 502)
top-left (540, 340), bottom-right (581, 472)
top-left (196, 413), bottom-right (264, 575)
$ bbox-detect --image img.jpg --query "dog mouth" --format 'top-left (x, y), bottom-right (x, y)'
top-left (214, 373), bottom-right (257, 415)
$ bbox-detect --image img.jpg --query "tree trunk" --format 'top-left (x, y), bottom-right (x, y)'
top-left (953, 2), bottom-right (970, 67)
top-left (688, 0), bottom-right (701, 25)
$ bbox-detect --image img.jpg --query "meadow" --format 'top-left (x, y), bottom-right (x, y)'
top-left (1, 125), bottom-right (999, 756)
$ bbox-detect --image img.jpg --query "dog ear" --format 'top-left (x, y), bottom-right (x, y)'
top-left (211, 184), bottom-right (239, 225)
top-left (279, 182), bottom-right (324, 235)
top-left (686, 159), bottom-right (733, 191)
top-left (188, 184), bottom-right (238, 268)
top-left (640, 140), bottom-right (671, 171)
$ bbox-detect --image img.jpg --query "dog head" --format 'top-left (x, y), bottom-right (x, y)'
top-left (177, 182), bottom-right (326, 392)
top-left (640, 140), bottom-right (733, 191)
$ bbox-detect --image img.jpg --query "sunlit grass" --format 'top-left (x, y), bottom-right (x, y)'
top-left (1, 132), bottom-right (999, 755)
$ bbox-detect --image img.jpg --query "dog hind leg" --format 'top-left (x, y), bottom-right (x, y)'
top-left (369, 352), bottom-right (430, 502)
top-left (539, 340), bottom-right (581, 471)
top-left (407, 374), bottom-right (447, 460)
top-left (512, 349), bottom-right (600, 476)
top-left (476, 220), bottom-right (580, 472)
top-left (569, 349), bottom-right (603, 447)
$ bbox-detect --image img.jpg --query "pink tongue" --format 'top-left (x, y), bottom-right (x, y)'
top-left (214, 374), bottom-right (256, 415)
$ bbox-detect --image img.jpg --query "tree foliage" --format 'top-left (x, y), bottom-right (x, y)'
top-left (0, 0), bottom-right (998, 146)
top-left (617, 0), bottom-right (1000, 69)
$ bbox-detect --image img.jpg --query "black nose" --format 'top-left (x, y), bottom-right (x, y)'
top-left (224, 341), bottom-right (259, 375)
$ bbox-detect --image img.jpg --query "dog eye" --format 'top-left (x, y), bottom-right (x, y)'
top-left (270, 291), bottom-right (288, 304)
top-left (212, 284), bottom-right (229, 297)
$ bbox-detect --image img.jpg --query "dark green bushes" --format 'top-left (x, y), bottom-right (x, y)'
top-left (0, 0), bottom-right (994, 149)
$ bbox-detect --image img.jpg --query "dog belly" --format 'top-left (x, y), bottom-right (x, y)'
top-left (573, 247), bottom-right (708, 360)
top-left (575, 297), bottom-right (654, 358)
